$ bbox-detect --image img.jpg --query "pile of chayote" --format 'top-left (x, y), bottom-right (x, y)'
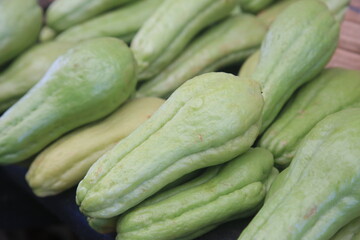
top-left (1, 0), bottom-right (359, 239)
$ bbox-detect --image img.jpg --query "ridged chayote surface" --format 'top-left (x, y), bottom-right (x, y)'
top-left (136, 14), bottom-right (266, 98)
top-left (259, 68), bottom-right (360, 167)
top-left (131, 0), bottom-right (237, 81)
top-left (46, 0), bottom-right (137, 32)
top-left (0, 37), bottom-right (137, 165)
top-left (252, 0), bottom-right (339, 132)
top-left (0, 0), bottom-right (42, 66)
top-left (238, 108), bottom-right (360, 240)
top-left (26, 97), bottom-right (164, 197)
top-left (0, 41), bottom-right (76, 113)
top-left (56, 0), bottom-right (164, 43)
top-left (330, 217), bottom-right (360, 240)
top-left (116, 148), bottom-right (274, 240)
top-left (76, 72), bottom-right (264, 218)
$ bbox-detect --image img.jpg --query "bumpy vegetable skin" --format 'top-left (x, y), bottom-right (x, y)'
top-left (0, 41), bottom-right (76, 113)
top-left (0, 38), bottom-right (137, 165)
top-left (239, 108), bottom-right (360, 240)
top-left (47, 0), bottom-right (136, 32)
top-left (26, 98), bottom-right (164, 197)
top-left (136, 15), bottom-right (266, 98)
top-left (252, 0), bottom-right (339, 132)
top-left (260, 68), bottom-right (360, 166)
top-left (117, 148), bottom-right (274, 240)
top-left (0, 0), bottom-right (42, 66)
top-left (76, 72), bottom-right (263, 218)
top-left (131, 0), bottom-right (237, 80)
top-left (56, 0), bottom-right (164, 43)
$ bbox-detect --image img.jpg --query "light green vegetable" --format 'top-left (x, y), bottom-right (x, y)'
top-left (136, 14), bottom-right (266, 98)
top-left (252, 0), bottom-right (339, 132)
top-left (47, 0), bottom-right (137, 32)
top-left (117, 148), bottom-right (274, 240)
top-left (76, 72), bottom-right (263, 218)
top-left (260, 68), bottom-right (360, 167)
top-left (56, 0), bottom-right (164, 43)
top-left (239, 108), bottom-right (360, 240)
top-left (0, 38), bottom-right (137, 165)
top-left (0, 0), bottom-right (42, 66)
top-left (26, 97), bottom-right (164, 197)
top-left (131, 0), bottom-right (238, 81)
top-left (0, 41), bottom-right (76, 113)
top-left (330, 217), bottom-right (360, 240)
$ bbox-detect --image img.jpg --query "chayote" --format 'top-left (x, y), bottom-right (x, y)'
top-left (330, 217), bottom-right (360, 240)
top-left (116, 148), bottom-right (274, 240)
top-left (238, 108), bottom-right (360, 240)
top-left (252, 0), bottom-right (339, 132)
top-left (0, 0), bottom-right (42, 66)
top-left (56, 0), bottom-right (164, 44)
top-left (238, 50), bottom-right (260, 79)
top-left (239, 0), bottom-right (276, 13)
top-left (259, 68), bottom-right (360, 167)
top-left (26, 97), bottom-right (164, 197)
top-left (46, 0), bottom-right (137, 32)
top-left (0, 41), bottom-right (76, 113)
top-left (76, 72), bottom-right (264, 218)
top-left (0, 38), bottom-right (137, 165)
top-left (131, 0), bottom-right (238, 81)
top-left (136, 14), bottom-right (266, 98)
top-left (257, 0), bottom-right (350, 27)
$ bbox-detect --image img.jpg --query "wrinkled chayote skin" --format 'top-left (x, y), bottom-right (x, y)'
top-left (117, 148), bottom-right (274, 240)
top-left (0, 0), bottom-right (42, 66)
top-left (239, 0), bottom-right (275, 13)
top-left (252, 0), bottom-right (339, 132)
top-left (330, 217), bottom-right (360, 240)
top-left (259, 68), bottom-right (360, 167)
top-left (131, 0), bottom-right (237, 81)
top-left (136, 14), bottom-right (266, 98)
top-left (238, 108), bottom-right (360, 240)
top-left (47, 0), bottom-right (137, 32)
top-left (0, 41), bottom-right (76, 113)
top-left (0, 38), bottom-right (137, 165)
top-left (238, 50), bottom-right (260, 79)
top-left (87, 169), bottom-right (203, 234)
top-left (76, 72), bottom-right (264, 218)
top-left (26, 98), bottom-right (164, 197)
top-left (56, 0), bottom-right (164, 43)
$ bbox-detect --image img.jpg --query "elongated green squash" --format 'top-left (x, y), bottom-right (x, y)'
top-left (0, 41), bottom-right (76, 113)
top-left (259, 68), bottom-right (360, 167)
top-left (26, 98), bottom-right (164, 197)
top-left (56, 0), bottom-right (164, 43)
top-left (117, 148), bottom-right (273, 240)
top-left (76, 72), bottom-right (263, 218)
top-left (238, 108), bottom-right (360, 240)
top-left (0, 38), bottom-right (137, 165)
top-left (131, 0), bottom-right (237, 81)
top-left (239, 0), bottom-right (276, 13)
top-left (136, 15), bottom-right (266, 98)
top-left (330, 217), bottom-right (360, 240)
top-left (238, 50), bottom-right (260, 78)
top-left (0, 0), bottom-right (42, 66)
top-left (252, 0), bottom-right (339, 132)
top-left (47, 0), bottom-right (137, 32)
